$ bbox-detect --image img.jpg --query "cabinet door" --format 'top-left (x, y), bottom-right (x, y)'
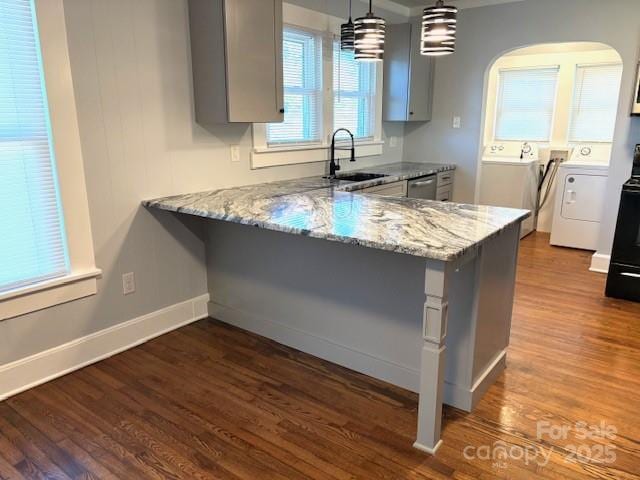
top-left (437, 170), bottom-right (454, 187)
top-left (224, 0), bottom-right (284, 123)
top-left (382, 24), bottom-right (411, 122)
top-left (361, 181), bottom-right (408, 197)
top-left (436, 185), bottom-right (452, 202)
top-left (407, 20), bottom-right (434, 122)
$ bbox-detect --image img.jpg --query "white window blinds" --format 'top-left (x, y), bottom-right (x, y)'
top-left (0, 0), bottom-right (69, 293)
top-left (333, 41), bottom-right (376, 140)
top-left (569, 64), bottom-right (623, 143)
top-left (267, 27), bottom-right (322, 146)
top-left (495, 67), bottom-right (559, 142)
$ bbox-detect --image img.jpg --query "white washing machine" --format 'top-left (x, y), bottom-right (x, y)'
top-left (550, 145), bottom-right (611, 250)
top-left (479, 142), bottom-right (540, 238)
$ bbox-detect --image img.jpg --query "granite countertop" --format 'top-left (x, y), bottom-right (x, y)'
top-left (143, 162), bottom-right (529, 262)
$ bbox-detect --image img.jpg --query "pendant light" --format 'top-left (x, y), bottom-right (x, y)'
top-left (341, 0), bottom-right (355, 51)
top-left (421, 0), bottom-right (458, 56)
top-left (354, 0), bottom-right (386, 62)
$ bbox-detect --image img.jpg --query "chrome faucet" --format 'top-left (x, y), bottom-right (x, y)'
top-left (329, 128), bottom-right (356, 177)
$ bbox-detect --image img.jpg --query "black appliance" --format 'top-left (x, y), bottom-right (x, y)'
top-left (606, 145), bottom-right (640, 301)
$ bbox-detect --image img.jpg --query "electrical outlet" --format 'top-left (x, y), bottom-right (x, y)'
top-left (452, 116), bottom-right (461, 129)
top-left (550, 149), bottom-right (569, 164)
top-left (230, 145), bottom-right (240, 163)
top-left (122, 272), bottom-right (136, 295)
top-left (389, 136), bottom-right (398, 148)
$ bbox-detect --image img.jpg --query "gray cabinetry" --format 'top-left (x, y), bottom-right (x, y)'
top-left (188, 0), bottom-right (284, 124)
top-left (383, 22), bottom-right (434, 122)
top-left (360, 180), bottom-right (408, 197)
top-left (436, 171), bottom-right (455, 201)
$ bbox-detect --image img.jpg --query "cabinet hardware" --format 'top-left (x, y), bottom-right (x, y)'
top-left (411, 179), bottom-right (434, 187)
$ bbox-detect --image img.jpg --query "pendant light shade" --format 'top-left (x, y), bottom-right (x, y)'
top-left (354, 0), bottom-right (386, 62)
top-left (341, 0), bottom-right (355, 51)
top-left (421, 0), bottom-right (458, 56)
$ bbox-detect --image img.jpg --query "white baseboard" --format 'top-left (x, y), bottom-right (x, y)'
top-left (590, 253), bottom-right (611, 274)
top-left (0, 294), bottom-right (210, 401)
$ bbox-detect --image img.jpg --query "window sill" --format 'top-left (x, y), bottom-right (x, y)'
top-left (0, 268), bottom-right (102, 321)
top-left (251, 140), bottom-right (385, 169)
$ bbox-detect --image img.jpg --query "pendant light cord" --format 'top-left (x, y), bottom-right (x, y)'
top-left (369, 0), bottom-right (373, 14)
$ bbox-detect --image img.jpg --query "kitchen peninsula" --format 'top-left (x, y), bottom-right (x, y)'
top-left (144, 163), bottom-right (529, 454)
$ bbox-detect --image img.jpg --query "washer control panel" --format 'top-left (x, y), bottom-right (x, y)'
top-left (484, 142), bottom-right (539, 160)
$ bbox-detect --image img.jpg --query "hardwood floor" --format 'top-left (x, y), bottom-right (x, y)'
top-left (1, 232), bottom-right (639, 479)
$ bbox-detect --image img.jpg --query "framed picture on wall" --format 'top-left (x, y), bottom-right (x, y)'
top-left (632, 62), bottom-right (640, 116)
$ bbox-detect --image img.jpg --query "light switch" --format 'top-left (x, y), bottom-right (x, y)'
top-left (452, 116), bottom-right (461, 129)
top-left (122, 272), bottom-right (136, 295)
top-left (230, 145), bottom-right (240, 163)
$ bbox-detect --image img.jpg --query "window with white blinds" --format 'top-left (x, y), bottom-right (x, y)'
top-left (569, 64), bottom-right (623, 143)
top-left (333, 41), bottom-right (376, 140)
top-left (267, 27), bottom-right (322, 146)
top-left (0, 0), bottom-right (69, 293)
top-left (495, 67), bottom-right (559, 142)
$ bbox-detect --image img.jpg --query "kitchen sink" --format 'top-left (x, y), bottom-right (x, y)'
top-left (330, 173), bottom-right (389, 182)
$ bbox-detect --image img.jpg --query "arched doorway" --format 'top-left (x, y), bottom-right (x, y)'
top-left (476, 42), bottom-right (624, 250)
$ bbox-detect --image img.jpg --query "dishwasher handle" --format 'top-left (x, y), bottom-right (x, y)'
top-left (410, 179), bottom-right (435, 187)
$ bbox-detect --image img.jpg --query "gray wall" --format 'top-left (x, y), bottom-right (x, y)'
top-left (0, 0), bottom-right (407, 365)
top-left (402, 0), bottom-right (640, 255)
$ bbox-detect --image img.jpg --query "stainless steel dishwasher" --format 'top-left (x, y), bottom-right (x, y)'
top-left (407, 174), bottom-right (437, 200)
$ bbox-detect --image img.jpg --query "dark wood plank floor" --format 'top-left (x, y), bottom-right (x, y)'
top-left (1, 232), bottom-right (640, 479)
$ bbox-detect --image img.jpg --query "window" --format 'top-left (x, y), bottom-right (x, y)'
top-left (0, 0), bottom-right (69, 293)
top-left (333, 41), bottom-right (376, 140)
top-left (569, 64), bottom-right (623, 143)
top-left (495, 67), bottom-right (559, 142)
top-left (252, 5), bottom-right (384, 169)
top-left (267, 27), bottom-right (322, 146)
top-left (1, 0), bottom-right (99, 320)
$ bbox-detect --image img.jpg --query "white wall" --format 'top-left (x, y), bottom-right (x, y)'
top-left (0, 0), bottom-right (407, 366)
top-left (482, 46), bottom-right (622, 232)
top-left (402, 0), bottom-right (640, 257)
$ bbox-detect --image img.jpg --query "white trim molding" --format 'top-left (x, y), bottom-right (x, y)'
top-left (251, 140), bottom-right (384, 169)
top-left (1, 0), bottom-right (102, 318)
top-left (590, 252), bottom-right (611, 274)
top-left (0, 294), bottom-right (210, 401)
top-left (0, 269), bottom-right (102, 321)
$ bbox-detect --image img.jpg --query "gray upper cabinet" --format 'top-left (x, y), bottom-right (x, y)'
top-left (383, 22), bottom-right (435, 122)
top-left (188, 0), bottom-right (284, 124)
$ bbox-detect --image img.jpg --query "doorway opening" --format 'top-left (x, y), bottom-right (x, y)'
top-left (477, 42), bottom-right (623, 252)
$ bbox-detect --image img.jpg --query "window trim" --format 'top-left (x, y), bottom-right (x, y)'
top-left (251, 4), bottom-right (384, 169)
top-left (332, 37), bottom-right (378, 141)
top-left (267, 26), bottom-right (324, 147)
top-left (1, 0), bottom-right (100, 321)
top-left (493, 65), bottom-right (560, 143)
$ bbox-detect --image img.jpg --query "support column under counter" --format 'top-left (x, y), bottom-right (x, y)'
top-left (205, 219), bottom-right (522, 453)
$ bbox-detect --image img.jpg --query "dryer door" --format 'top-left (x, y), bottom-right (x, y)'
top-left (560, 173), bottom-right (607, 222)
